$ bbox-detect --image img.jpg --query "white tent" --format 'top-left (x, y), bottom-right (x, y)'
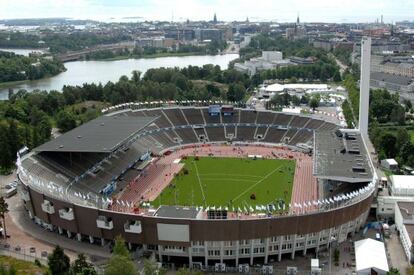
top-left (355, 238), bottom-right (389, 275)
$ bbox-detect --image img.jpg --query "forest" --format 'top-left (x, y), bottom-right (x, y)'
top-left (0, 51), bottom-right (65, 83)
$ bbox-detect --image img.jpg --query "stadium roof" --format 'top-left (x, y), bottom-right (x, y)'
top-left (34, 115), bottom-right (156, 153)
top-left (313, 130), bottom-right (373, 183)
top-left (155, 206), bottom-right (200, 219)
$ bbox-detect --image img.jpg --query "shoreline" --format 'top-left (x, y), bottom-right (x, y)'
top-left (80, 51), bottom-right (221, 62)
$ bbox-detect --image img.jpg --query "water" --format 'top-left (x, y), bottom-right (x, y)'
top-left (0, 54), bottom-right (238, 100)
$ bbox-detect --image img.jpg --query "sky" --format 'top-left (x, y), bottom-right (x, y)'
top-left (0, 0), bottom-right (413, 23)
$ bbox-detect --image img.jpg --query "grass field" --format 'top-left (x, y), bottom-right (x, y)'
top-left (151, 157), bottom-right (295, 208)
top-left (0, 256), bottom-right (48, 274)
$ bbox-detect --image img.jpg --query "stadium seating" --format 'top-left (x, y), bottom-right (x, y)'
top-left (202, 109), bottom-right (221, 124)
top-left (263, 128), bottom-right (287, 144)
top-left (181, 108), bottom-right (205, 125)
top-left (256, 111), bottom-right (276, 125)
top-left (143, 109), bottom-right (172, 128)
top-left (236, 126), bottom-right (256, 141)
top-left (162, 108), bottom-right (188, 126)
top-left (239, 109), bottom-right (257, 124)
top-left (175, 128), bottom-right (199, 144)
top-left (289, 116), bottom-right (310, 128)
top-left (225, 125), bottom-right (236, 139)
top-left (288, 130), bottom-right (313, 145)
top-left (194, 128), bottom-right (207, 141)
top-left (273, 113), bottom-right (293, 127)
top-left (205, 126), bottom-right (226, 142)
top-left (305, 119), bottom-right (325, 130)
top-left (255, 126), bottom-right (268, 140)
top-left (221, 109), bottom-right (240, 124)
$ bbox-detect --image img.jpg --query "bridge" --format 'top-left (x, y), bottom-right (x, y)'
top-left (57, 41), bottom-right (135, 62)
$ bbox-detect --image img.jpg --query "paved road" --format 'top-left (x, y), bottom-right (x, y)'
top-left (4, 192), bottom-right (111, 262)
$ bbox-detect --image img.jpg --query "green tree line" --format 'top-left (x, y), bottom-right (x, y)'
top-left (0, 65), bottom-right (250, 172)
top-left (0, 51), bottom-right (65, 83)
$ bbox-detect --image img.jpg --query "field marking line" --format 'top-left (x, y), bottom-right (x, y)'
top-left (193, 161), bottom-right (207, 206)
top-left (231, 164), bottom-right (284, 203)
top-left (203, 178), bottom-right (257, 183)
top-left (198, 173), bottom-right (262, 178)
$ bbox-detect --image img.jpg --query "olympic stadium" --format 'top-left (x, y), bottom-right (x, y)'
top-left (16, 36), bottom-right (377, 273)
top-left (15, 99), bottom-right (376, 270)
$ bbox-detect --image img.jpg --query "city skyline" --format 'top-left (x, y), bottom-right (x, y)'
top-left (1, 0), bottom-right (413, 23)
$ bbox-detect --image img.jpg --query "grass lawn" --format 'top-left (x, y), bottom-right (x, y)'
top-left (409, 130), bottom-right (414, 143)
top-left (0, 256), bottom-right (48, 274)
top-left (151, 157), bottom-right (295, 209)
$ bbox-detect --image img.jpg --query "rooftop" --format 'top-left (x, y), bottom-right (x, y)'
top-left (391, 175), bottom-right (414, 191)
top-left (313, 129), bottom-right (373, 183)
top-left (355, 238), bottom-right (389, 273)
top-left (155, 206), bottom-right (200, 219)
top-left (371, 71), bottom-right (413, 86)
top-left (34, 116), bottom-right (156, 153)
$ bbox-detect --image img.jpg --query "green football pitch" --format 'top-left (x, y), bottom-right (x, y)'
top-left (151, 157), bottom-right (295, 209)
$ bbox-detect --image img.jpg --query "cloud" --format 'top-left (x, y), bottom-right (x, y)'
top-left (0, 0), bottom-right (412, 22)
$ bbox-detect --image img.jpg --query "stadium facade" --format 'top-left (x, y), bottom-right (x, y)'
top-left (16, 104), bottom-right (376, 268)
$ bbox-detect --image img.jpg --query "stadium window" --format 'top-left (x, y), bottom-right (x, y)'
top-left (253, 248), bottom-right (259, 254)
top-left (259, 247), bottom-right (265, 253)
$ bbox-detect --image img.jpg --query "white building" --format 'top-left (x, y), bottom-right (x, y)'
top-left (234, 51), bottom-right (291, 76)
top-left (355, 238), bottom-right (389, 275)
top-left (395, 201), bottom-right (414, 262)
top-left (265, 83), bottom-right (329, 93)
top-left (377, 175), bottom-right (414, 219)
top-left (390, 175), bottom-right (414, 196)
top-left (381, 159), bottom-right (398, 171)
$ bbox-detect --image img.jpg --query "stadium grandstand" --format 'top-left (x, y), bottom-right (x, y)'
top-left (16, 104), bottom-right (375, 270)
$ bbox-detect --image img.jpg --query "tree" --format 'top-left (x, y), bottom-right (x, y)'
top-left (396, 128), bottom-right (410, 152)
top-left (112, 236), bottom-right (130, 258)
top-left (0, 197), bottom-right (9, 239)
top-left (48, 245), bottom-right (70, 275)
top-left (70, 254), bottom-right (96, 275)
top-left (105, 236), bottom-right (137, 275)
top-left (56, 110), bottom-right (77, 133)
top-left (227, 83), bottom-right (246, 102)
top-left (0, 123), bottom-right (12, 170)
top-left (131, 70), bottom-right (141, 84)
top-left (379, 133), bottom-right (398, 158)
top-left (309, 97), bottom-right (319, 110)
top-left (7, 120), bottom-right (20, 163)
top-left (390, 105), bottom-right (406, 125)
top-left (143, 260), bottom-right (166, 275)
top-left (387, 267), bottom-right (401, 275)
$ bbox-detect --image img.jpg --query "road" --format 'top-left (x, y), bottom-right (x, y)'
top-left (329, 53), bottom-right (348, 75)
